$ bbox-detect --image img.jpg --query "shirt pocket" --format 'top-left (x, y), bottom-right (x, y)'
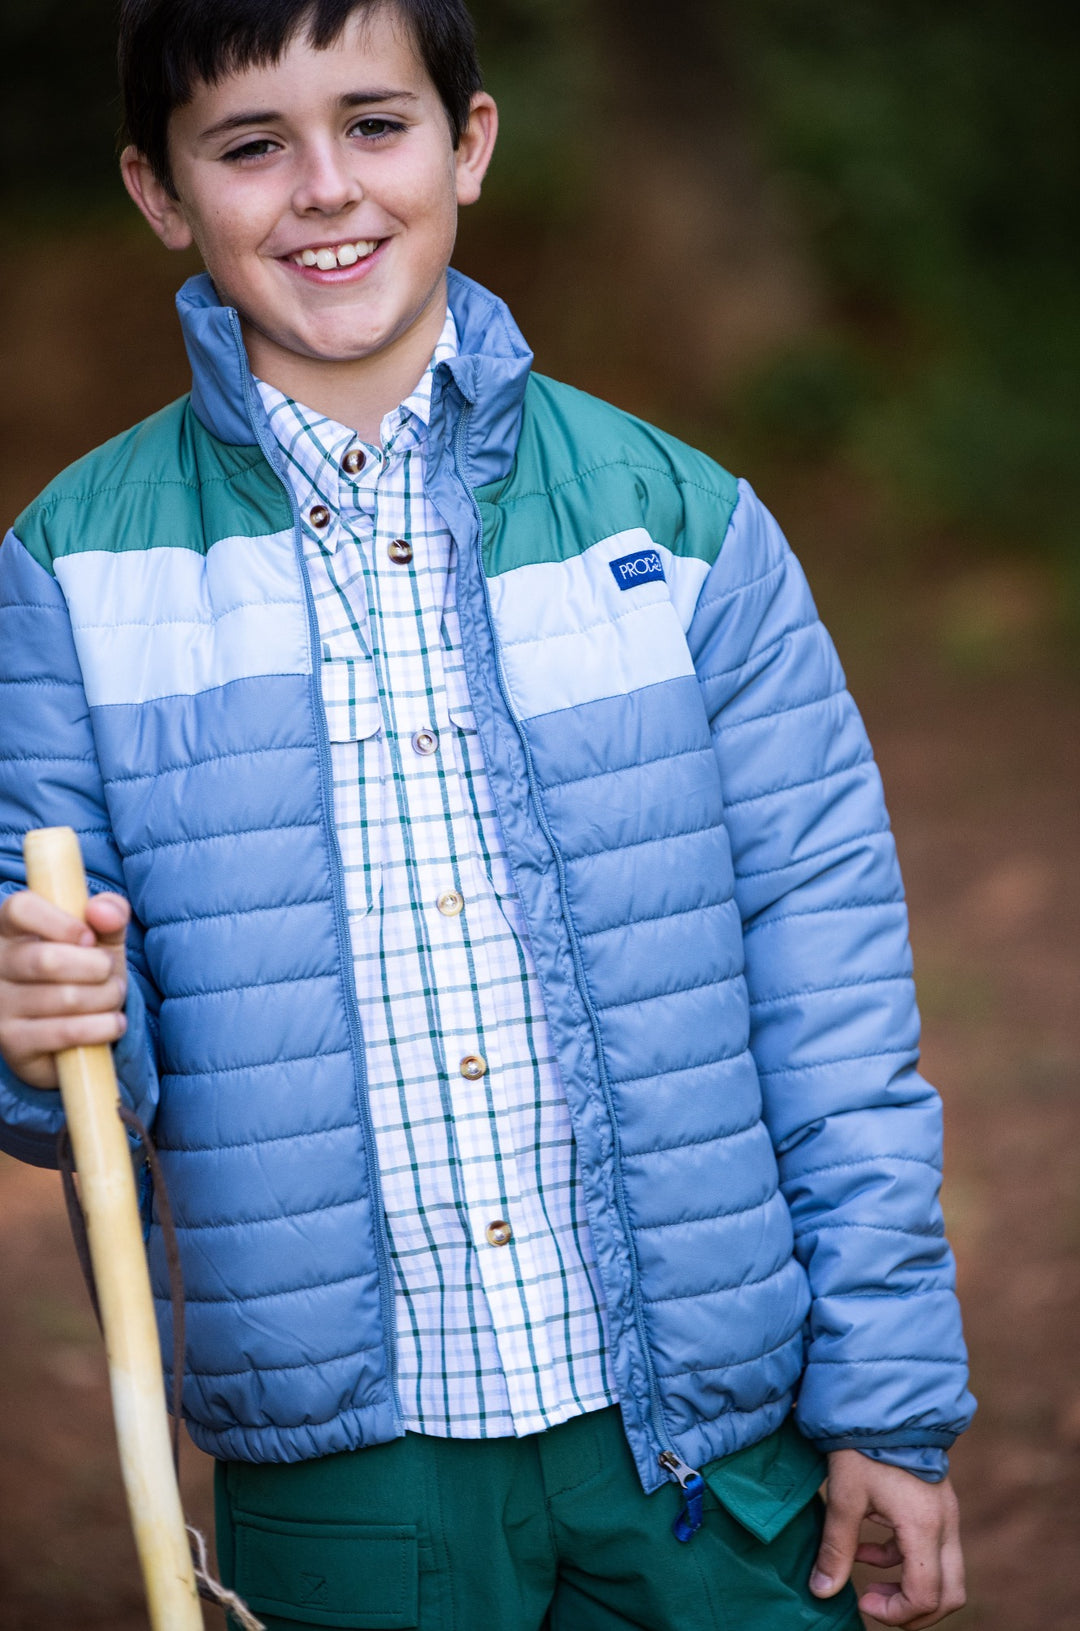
top-left (320, 651), bottom-right (383, 745)
top-left (319, 651), bottom-right (383, 917)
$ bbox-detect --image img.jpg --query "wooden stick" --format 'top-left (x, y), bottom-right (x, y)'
top-left (24, 826), bottom-right (202, 1631)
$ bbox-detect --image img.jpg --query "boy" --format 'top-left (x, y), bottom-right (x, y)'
top-left (0, 1), bottom-right (973, 1625)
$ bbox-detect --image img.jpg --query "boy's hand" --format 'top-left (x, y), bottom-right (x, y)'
top-left (0, 889), bottom-right (130, 1088)
top-left (811, 1451), bottom-right (965, 1627)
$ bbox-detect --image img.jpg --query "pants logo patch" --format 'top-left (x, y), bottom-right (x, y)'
top-left (609, 549), bottom-right (665, 589)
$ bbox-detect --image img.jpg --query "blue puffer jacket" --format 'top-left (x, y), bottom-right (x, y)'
top-left (0, 271), bottom-right (973, 1492)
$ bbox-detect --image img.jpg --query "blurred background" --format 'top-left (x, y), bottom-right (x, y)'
top-left (0, 1), bottom-right (1077, 1626)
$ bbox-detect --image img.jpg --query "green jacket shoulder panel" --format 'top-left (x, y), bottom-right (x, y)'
top-left (13, 397), bottom-right (290, 576)
top-left (475, 373), bottom-right (741, 578)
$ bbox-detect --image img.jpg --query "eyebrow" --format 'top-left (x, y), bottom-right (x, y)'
top-left (198, 90), bottom-right (419, 141)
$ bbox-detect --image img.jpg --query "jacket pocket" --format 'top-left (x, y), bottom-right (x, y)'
top-left (232, 1511), bottom-right (419, 1628)
top-left (320, 652), bottom-right (383, 916)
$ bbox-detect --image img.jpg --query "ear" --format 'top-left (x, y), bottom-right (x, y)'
top-left (120, 146), bottom-right (195, 251)
top-left (455, 93), bottom-right (499, 208)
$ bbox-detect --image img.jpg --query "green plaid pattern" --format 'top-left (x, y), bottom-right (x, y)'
top-left (255, 315), bottom-right (615, 1437)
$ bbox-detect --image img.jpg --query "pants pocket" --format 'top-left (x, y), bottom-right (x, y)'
top-left (231, 1511), bottom-right (419, 1629)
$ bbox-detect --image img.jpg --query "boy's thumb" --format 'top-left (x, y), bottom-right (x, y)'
top-left (810, 1496), bottom-right (861, 1598)
top-left (85, 892), bottom-right (131, 947)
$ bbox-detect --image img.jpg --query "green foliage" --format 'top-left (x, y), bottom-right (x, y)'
top-left (734, 0), bottom-right (1080, 554)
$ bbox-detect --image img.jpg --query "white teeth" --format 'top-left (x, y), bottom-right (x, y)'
top-left (295, 240), bottom-right (379, 270)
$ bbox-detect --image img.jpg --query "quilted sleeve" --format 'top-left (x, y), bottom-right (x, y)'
top-left (687, 480), bottom-right (975, 1466)
top-left (0, 528), bottom-right (161, 1158)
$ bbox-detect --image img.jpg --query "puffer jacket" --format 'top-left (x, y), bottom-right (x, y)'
top-left (0, 270), bottom-right (974, 1493)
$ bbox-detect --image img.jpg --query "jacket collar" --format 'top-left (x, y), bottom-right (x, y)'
top-left (175, 268), bottom-right (534, 487)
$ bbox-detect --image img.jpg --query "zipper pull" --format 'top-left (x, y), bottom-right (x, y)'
top-left (658, 1450), bottom-right (705, 1542)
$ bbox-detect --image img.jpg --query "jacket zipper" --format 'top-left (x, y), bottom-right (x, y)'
top-left (232, 321), bottom-right (402, 1433)
top-left (451, 404), bottom-right (703, 1536)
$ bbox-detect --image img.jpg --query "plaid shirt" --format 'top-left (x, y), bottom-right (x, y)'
top-left (256, 314), bottom-right (615, 1437)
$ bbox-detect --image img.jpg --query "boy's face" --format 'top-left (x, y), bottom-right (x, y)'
top-left (122, 6), bottom-right (496, 389)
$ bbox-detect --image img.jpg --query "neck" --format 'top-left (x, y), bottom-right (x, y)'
top-left (244, 284), bottom-right (448, 442)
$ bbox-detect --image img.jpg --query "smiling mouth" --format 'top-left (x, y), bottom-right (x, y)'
top-left (289, 239), bottom-right (381, 271)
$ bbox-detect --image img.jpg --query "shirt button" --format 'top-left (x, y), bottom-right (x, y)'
top-left (309, 504), bottom-right (331, 529)
top-left (437, 890), bottom-right (465, 917)
top-left (341, 448), bottom-right (365, 476)
top-left (460, 1054), bottom-right (488, 1080)
top-left (388, 539), bottom-right (413, 565)
top-left (486, 1220), bottom-right (513, 1248)
top-left (412, 729), bottom-right (439, 756)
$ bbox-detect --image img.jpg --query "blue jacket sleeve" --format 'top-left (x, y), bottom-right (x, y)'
top-left (0, 528), bottom-right (161, 1153)
top-left (688, 481), bottom-right (975, 1471)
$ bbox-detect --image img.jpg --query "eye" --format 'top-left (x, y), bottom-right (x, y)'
top-left (349, 117), bottom-right (405, 142)
top-left (221, 138), bottom-right (281, 164)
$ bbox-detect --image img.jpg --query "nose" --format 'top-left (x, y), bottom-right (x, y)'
top-left (292, 138), bottom-right (361, 216)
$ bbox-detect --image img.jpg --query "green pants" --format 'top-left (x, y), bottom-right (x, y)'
top-left (215, 1407), bottom-right (863, 1630)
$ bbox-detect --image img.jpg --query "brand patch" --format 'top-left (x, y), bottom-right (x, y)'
top-left (609, 548), bottom-right (666, 590)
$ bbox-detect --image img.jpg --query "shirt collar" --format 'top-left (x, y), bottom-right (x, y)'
top-left (254, 307), bottom-right (458, 470)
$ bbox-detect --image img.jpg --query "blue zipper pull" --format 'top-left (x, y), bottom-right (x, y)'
top-left (658, 1450), bottom-right (705, 1542)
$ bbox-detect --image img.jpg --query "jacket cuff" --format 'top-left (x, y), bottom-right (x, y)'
top-left (854, 1446), bottom-right (950, 1483)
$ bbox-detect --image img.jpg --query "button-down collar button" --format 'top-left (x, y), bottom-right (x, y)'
top-left (412, 729), bottom-right (439, 756)
top-left (460, 1054), bottom-right (488, 1080)
top-left (438, 890), bottom-right (465, 917)
top-left (486, 1220), bottom-right (513, 1248)
top-left (341, 448), bottom-right (365, 476)
top-left (309, 504), bottom-right (331, 529)
top-left (388, 538), bottom-right (413, 565)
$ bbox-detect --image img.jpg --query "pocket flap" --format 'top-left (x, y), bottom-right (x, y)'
top-left (321, 654), bottom-right (382, 743)
top-left (233, 1512), bottom-right (419, 1628)
top-left (702, 1416), bottom-right (826, 1545)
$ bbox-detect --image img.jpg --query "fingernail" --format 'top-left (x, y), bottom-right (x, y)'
top-left (810, 1572), bottom-right (832, 1595)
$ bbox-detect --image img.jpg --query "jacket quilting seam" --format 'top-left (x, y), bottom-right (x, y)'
top-left (750, 975), bottom-right (911, 1009)
top-left (564, 822), bottom-right (717, 865)
top-left (692, 553), bottom-right (787, 619)
top-left (175, 1195), bottom-right (369, 1233)
top-left (642, 1256), bottom-right (786, 1305)
top-left (74, 599), bottom-right (299, 634)
top-left (148, 896), bottom-right (331, 930)
top-left (496, 595), bottom-right (683, 653)
top-left (756, 1046), bottom-right (918, 1078)
top-left (694, 614), bottom-right (816, 688)
top-left (655, 1331), bottom-right (801, 1376)
top-left (632, 1186), bottom-right (778, 1232)
top-left (621, 1117), bottom-right (761, 1160)
top-left (781, 1155), bottom-right (942, 1180)
top-left (161, 1119), bottom-right (359, 1154)
top-left (722, 755), bottom-right (875, 813)
top-left (485, 456), bottom-right (737, 510)
top-left (174, 1342), bottom-right (385, 1381)
top-left (804, 1221), bottom-right (944, 1238)
top-left (595, 972), bottom-right (739, 1015)
top-left (108, 743), bottom-right (314, 787)
top-left (808, 1356), bottom-right (967, 1367)
top-left (610, 1049), bottom-right (750, 1090)
top-left (178, 1267), bottom-right (374, 1306)
top-left (736, 827), bottom-right (890, 881)
top-left (745, 900), bottom-right (903, 933)
top-left (29, 463), bottom-right (267, 513)
top-left (162, 971), bottom-right (336, 1003)
top-left (162, 1047), bottom-right (351, 1082)
top-left (123, 820), bottom-right (322, 859)
top-left (541, 744), bottom-right (715, 793)
top-left (713, 686), bottom-right (849, 735)
top-left (577, 897), bottom-right (736, 943)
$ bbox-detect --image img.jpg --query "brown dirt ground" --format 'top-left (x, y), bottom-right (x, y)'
top-left (0, 231), bottom-right (1077, 1630)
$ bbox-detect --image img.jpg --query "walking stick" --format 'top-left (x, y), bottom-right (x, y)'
top-left (24, 826), bottom-right (203, 1631)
